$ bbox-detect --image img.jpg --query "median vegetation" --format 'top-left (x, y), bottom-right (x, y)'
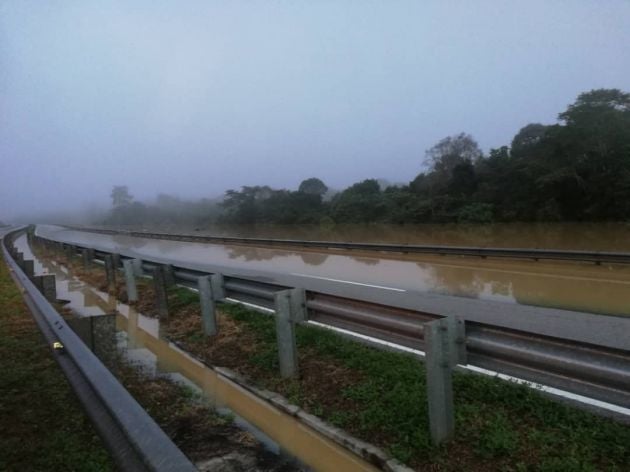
top-left (43, 248), bottom-right (630, 471)
top-left (169, 299), bottom-right (630, 471)
top-left (0, 255), bottom-right (113, 471)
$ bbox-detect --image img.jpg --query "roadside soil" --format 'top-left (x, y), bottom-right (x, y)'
top-left (37, 244), bottom-right (630, 471)
top-left (30, 245), bottom-right (301, 472)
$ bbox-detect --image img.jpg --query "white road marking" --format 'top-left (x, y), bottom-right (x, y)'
top-left (290, 273), bottom-right (406, 292)
top-left (133, 280), bottom-right (630, 418)
top-left (225, 297), bottom-right (275, 314)
top-left (307, 320), bottom-right (630, 418)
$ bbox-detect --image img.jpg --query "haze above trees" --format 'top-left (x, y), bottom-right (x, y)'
top-left (105, 89), bottom-right (630, 227)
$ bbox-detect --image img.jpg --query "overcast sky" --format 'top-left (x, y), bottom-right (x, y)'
top-left (1, 1), bottom-right (629, 221)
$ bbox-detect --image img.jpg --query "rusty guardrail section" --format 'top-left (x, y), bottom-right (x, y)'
top-left (31, 231), bottom-right (630, 444)
top-left (2, 229), bottom-right (196, 472)
top-left (62, 224), bottom-right (630, 264)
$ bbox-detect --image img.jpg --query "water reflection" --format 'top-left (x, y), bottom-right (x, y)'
top-left (37, 226), bottom-right (630, 316)
top-left (23, 235), bottom-right (378, 472)
top-left (299, 252), bottom-right (328, 266)
top-left (134, 222), bottom-right (630, 252)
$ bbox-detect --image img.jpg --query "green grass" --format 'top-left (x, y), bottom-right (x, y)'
top-left (219, 302), bottom-right (630, 470)
top-left (168, 286), bottom-right (200, 310)
top-left (0, 256), bottom-right (113, 471)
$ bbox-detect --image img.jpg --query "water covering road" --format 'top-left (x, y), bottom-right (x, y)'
top-left (37, 225), bottom-right (630, 316)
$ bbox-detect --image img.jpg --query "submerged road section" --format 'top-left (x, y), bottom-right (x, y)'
top-left (36, 224), bottom-right (630, 351)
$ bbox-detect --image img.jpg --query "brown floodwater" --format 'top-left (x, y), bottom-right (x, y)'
top-left (18, 234), bottom-right (379, 472)
top-left (135, 222), bottom-right (630, 251)
top-left (37, 225), bottom-right (630, 316)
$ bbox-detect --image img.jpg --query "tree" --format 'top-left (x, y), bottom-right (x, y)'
top-left (330, 179), bottom-right (386, 223)
top-left (298, 178), bottom-right (328, 197)
top-left (510, 123), bottom-right (548, 158)
top-left (559, 89), bottom-right (630, 125)
top-left (110, 186), bottom-right (133, 208)
top-left (425, 133), bottom-right (482, 175)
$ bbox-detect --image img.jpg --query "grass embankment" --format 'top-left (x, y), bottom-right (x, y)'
top-left (47, 250), bottom-right (630, 471)
top-left (0, 255), bottom-right (113, 471)
top-left (113, 361), bottom-right (297, 471)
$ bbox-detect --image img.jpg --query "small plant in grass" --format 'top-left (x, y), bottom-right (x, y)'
top-left (169, 286), bottom-right (199, 310)
top-left (475, 411), bottom-right (519, 459)
top-left (211, 301), bottom-right (630, 469)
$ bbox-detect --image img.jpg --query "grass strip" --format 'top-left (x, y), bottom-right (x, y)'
top-left (189, 300), bottom-right (630, 471)
top-left (0, 254), bottom-right (113, 471)
top-left (42, 250), bottom-right (630, 471)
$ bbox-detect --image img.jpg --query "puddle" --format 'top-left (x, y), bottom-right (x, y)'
top-left (19, 234), bottom-right (379, 472)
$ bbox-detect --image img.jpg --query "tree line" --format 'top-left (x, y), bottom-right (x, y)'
top-left (106, 88), bottom-right (630, 227)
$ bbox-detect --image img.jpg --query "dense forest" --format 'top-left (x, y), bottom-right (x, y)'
top-left (105, 89), bottom-right (630, 227)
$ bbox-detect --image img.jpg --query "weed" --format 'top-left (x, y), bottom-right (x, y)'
top-left (215, 301), bottom-right (630, 470)
top-left (475, 412), bottom-right (519, 458)
top-left (0, 255), bottom-right (113, 471)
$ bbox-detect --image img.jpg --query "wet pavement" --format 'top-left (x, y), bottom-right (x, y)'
top-left (36, 225), bottom-right (630, 316)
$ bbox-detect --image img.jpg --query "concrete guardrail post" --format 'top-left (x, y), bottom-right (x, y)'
top-left (198, 275), bottom-right (217, 336)
top-left (210, 273), bottom-right (225, 300)
top-left (424, 316), bottom-right (465, 445)
top-left (81, 249), bottom-right (90, 271)
top-left (22, 260), bottom-right (34, 278)
top-left (123, 259), bottom-right (138, 303)
top-left (196, 273), bottom-right (226, 336)
top-left (163, 264), bottom-right (175, 287)
top-left (104, 255), bottom-right (116, 292)
top-left (65, 244), bottom-right (75, 261)
top-left (131, 258), bottom-right (144, 277)
top-left (153, 265), bottom-right (169, 319)
top-left (274, 289), bottom-right (304, 378)
top-left (35, 274), bottom-right (57, 302)
top-left (112, 253), bottom-right (121, 271)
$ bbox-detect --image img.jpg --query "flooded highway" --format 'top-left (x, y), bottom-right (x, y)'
top-left (36, 225), bottom-right (630, 316)
top-left (16, 233), bottom-right (379, 472)
top-left (147, 222), bottom-right (630, 252)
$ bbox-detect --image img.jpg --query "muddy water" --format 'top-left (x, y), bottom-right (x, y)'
top-left (38, 226), bottom-right (630, 316)
top-left (20, 235), bottom-right (379, 472)
top-left (150, 222), bottom-right (630, 252)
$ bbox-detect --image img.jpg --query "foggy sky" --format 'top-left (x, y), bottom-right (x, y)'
top-left (1, 1), bottom-right (629, 221)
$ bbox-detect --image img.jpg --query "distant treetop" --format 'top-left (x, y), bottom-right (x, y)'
top-left (298, 178), bottom-right (328, 196)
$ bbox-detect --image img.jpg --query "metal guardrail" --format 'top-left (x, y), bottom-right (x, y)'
top-left (2, 229), bottom-right (196, 472)
top-left (62, 224), bottom-right (630, 264)
top-left (38, 233), bottom-right (630, 412)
